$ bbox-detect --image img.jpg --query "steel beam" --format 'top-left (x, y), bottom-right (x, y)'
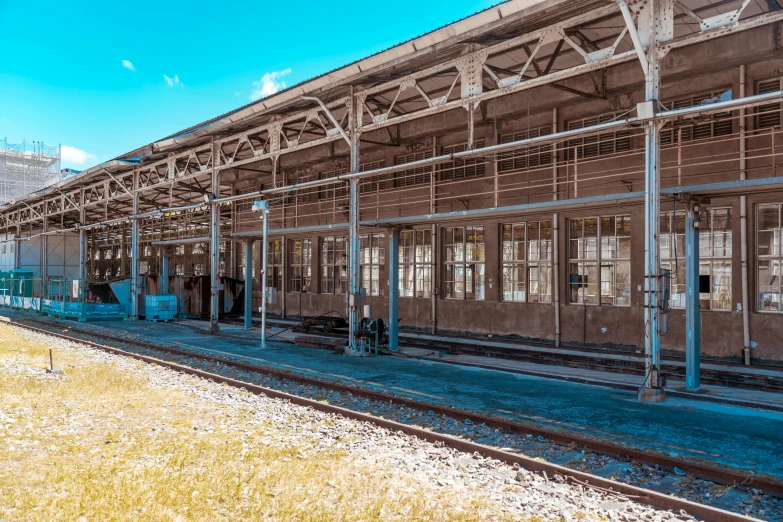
top-left (388, 227), bottom-right (399, 351)
top-left (244, 240), bottom-right (253, 331)
top-left (208, 140), bottom-right (221, 333)
top-left (685, 204), bottom-right (701, 391)
top-left (130, 191), bottom-right (140, 320)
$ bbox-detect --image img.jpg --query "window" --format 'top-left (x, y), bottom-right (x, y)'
top-left (440, 141), bottom-right (486, 181)
top-left (566, 113), bottom-right (631, 159)
top-left (319, 168), bottom-right (347, 201)
top-left (569, 216), bottom-right (631, 306)
top-left (359, 160), bottom-right (388, 193)
top-left (267, 239), bottom-right (283, 290)
top-left (758, 204), bottom-right (783, 312)
top-left (501, 221), bottom-right (553, 303)
top-left (399, 229), bottom-right (432, 298)
top-left (288, 238), bottom-right (312, 292)
top-left (661, 208), bottom-right (732, 311)
top-left (699, 208), bottom-right (732, 311)
top-left (443, 226), bottom-right (485, 300)
top-left (360, 233), bottom-right (385, 296)
top-left (661, 91), bottom-right (733, 144)
top-left (320, 236), bottom-right (347, 294)
top-left (394, 151), bottom-right (433, 188)
top-left (757, 78), bottom-right (783, 129)
top-left (235, 186), bottom-right (258, 213)
top-left (294, 175), bottom-right (316, 204)
top-left (660, 211), bottom-right (687, 309)
top-left (498, 128), bottom-right (552, 172)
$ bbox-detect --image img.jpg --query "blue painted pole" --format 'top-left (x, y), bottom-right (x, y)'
top-left (685, 206), bottom-right (701, 391)
top-left (244, 240), bottom-right (253, 331)
top-left (388, 228), bottom-right (399, 351)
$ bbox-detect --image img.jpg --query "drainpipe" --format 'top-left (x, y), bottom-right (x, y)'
top-left (553, 212), bottom-right (560, 347)
top-left (552, 108), bottom-right (558, 202)
top-left (739, 64), bottom-right (751, 365)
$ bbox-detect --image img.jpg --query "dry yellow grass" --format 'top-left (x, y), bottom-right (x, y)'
top-left (0, 324), bottom-right (529, 521)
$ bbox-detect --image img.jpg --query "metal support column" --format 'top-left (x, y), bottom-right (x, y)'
top-left (388, 227), bottom-right (399, 351)
top-left (260, 208), bottom-right (269, 348)
top-left (347, 88), bottom-right (361, 351)
top-left (160, 248), bottom-right (170, 295)
top-left (41, 211), bottom-right (48, 281)
top-left (685, 204), bottom-right (701, 390)
top-left (244, 240), bottom-right (253, 331)
top-left (78, 206), bottom-right (86, 283)
top-left (639, 1), bottom-right (667, 402)
top-left (130, 192), bottom-right (140, 320)
top-left (208, 142), bottom-right (221, 333)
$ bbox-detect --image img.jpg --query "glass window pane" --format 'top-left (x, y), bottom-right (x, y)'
top-left (758, 260), bottom-right (781, 311)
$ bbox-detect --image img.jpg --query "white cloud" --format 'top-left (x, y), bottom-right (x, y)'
top-left (163, 74), bottom-right (182, 88)
top-left (61, 145), bottom-right (97, 167)
top-left (251, 68), bottom-right (291, 101)
top-left (121, 59), bottom-right (136, 72)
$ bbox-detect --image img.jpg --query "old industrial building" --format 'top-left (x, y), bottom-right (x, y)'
top-left (2, 0), bottom-right (783, 402)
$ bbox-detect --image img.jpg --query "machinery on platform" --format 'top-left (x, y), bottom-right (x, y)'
top-left (351, 305), bottom-right (387, 355)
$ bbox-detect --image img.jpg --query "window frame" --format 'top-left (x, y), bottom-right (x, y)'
top-left (359, 233), bottom-right (385, 296)
top-left (566, 113), bottom-right (632, 160)
top-left (443, 225), bottom-right (485, 301)
top-left (440, 141), bottom-right (486, 181)
top-left (757, 203), bottom-right (783, 313)
top-left (266, 239), bottom-right (284, 291)
top-left (399, 229), bottom-right (433, 298)
top-left (320, 236), bottom-right (347, 295)
top-left (568, 215), bottom-right (631, 307)
top-left (498, 128), bottom-right (552, 172)
top-left (501, 221), bottom-right (553, 303)
top-left (288, 238), bottom-right (312, 293)
top-left (394, 151), bottom-right (434, 188)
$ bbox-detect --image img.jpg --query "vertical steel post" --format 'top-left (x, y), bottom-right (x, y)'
top-left (552, 108), bottom-right (558, 201)
top-left (161, 248), bottom-right (169, 295)
top-left (431, 223), bottom-right (437, 335)
top-left (208, 139), bottom-right (220, 333)
top-left (244, 240), bottom-right (253, 331)
top-left (685, 204), bottom-right (701, 390)
top-left (388, 227), bottom-right (399, 351)
top-left (130, 191), bottom-right (140, 320)
top-left (41, 208), bottom-right (48, 282)
top-left (347, 88), bottom-right (361, 351)
top-left (640, 1), bottom-right (666, 402)
top-left (261, 210), bottom-right (269, 348)
top-left (739, 64), bottom-right (751, 363)
top-left (78, 206), bottom-right (86, 283)
top-left (553, 212), bottom-right (561, 347)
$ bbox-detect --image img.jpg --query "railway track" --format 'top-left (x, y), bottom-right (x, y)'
top-left (230, 316), bottom-right (783, 393)
top-left (3, 314), bottom-right (780, 521)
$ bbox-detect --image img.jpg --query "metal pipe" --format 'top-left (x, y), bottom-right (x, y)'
top-left (553, 212), bottom-right (560, 347)
top-left (151, 236), bottom-right (210, 246)
top-left (685, 204), bottom-right (701, 390)
top-left (244, 240), bottom-right (253, 331)
top-left (431, 223), bottom-right (437, 335)
top-left (739, 64), bottom-right (751, 364)
top-left (388, 227), bottom-right (399, 351)
top-left (78, 206), bottom-right (86, 282)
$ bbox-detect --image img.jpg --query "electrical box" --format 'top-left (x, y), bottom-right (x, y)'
top-left (349, 288), bottom-right (366, 308)
top-left (637, 100), bottom-right (655, 120)
top-left (266, 287), bottom-right (277, 304)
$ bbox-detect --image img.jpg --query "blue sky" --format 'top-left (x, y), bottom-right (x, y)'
top-left (0, 0), bottom-right (498, 170)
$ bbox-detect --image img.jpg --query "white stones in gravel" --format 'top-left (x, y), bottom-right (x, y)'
top-left (5, 325), bottom-right (700, 522)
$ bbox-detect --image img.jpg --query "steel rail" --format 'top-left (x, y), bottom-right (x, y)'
top-left (6, 314), bottom-right (782, 506)
top-left (3, 319), bottom-right (767, 522)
